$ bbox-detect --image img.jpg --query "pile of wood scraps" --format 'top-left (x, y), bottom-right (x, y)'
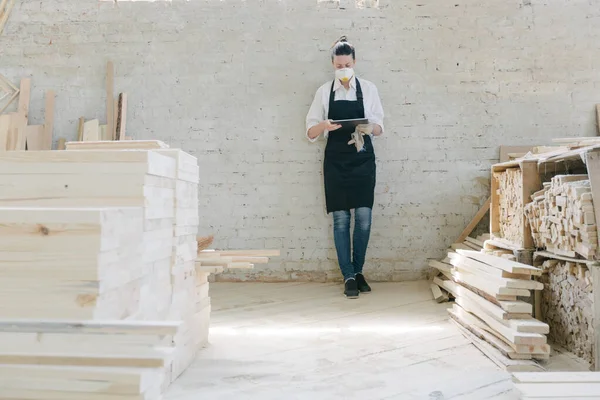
top-left (525, 175), bottom-right (597, 260)
top-left (447, 250), bottom-right (549, 372)
top-left (429, 233), bottom-right (489, 303)
top-left (0, 76), bottom-right (55, 151)
top-left (74, 61), bottom-right (130, 145)
top-left (0, 319), bottom-right (180, 400)
top-left (512, 371), bottom-right (600, 399)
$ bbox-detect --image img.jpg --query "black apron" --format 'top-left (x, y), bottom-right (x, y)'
top-left (323, 79), bottom-right (376, 214)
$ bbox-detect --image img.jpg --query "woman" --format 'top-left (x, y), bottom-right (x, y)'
top-left (305, 36), bottom-right (385, 299)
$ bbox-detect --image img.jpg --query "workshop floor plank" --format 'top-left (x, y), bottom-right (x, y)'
top-left (165, 281), bottom-right (520, 400)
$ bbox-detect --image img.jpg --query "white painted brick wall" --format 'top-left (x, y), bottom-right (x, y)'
top-left (2, 0), bottom-right (600, 281)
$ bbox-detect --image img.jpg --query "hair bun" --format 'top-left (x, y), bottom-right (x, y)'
top-left (338, 35), bottom-right (348, 43)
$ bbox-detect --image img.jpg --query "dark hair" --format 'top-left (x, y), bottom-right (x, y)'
top-left (331, 36), bottom-right (355, 60)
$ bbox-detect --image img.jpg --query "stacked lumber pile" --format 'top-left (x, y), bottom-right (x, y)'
top-left (0, 76), bottom-right (55, 151)
top-left (512, 372), bottom-right (600, 399)
top-left (538, 259), bottom-right (594, 366)
top-left (446, 250), bottom-right (550, 372)
top-left (525, 175), bottom-right (597, 260)
top-left (0, 207), bottom-right (146, 319)
top-left (429, 233), bottom-right (489, 303)
top-left (494, 167), bottom-right (525, 246)
top-left (0, 319), bottom-right (180, 400)
top-left (197, 249), bottom-right (281, 271)
top-left (0, 148), bottom-right (203, 391)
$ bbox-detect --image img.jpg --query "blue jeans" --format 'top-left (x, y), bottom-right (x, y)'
top-left (332, 207), bottom-right (372, 281)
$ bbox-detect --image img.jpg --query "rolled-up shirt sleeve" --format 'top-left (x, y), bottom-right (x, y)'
top-left (366, 85), bottom-right (384, 134)
top-left (305, 86), bottom-right (325, 143)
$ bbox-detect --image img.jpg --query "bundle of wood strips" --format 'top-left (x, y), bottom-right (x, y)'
top-left (495, 168), bottom-right (525, 246)
top-left (525, 175), bottom-right (597, 260)
top-left (446, 250), bottom-right (549, 372)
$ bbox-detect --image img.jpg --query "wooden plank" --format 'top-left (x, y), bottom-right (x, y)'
top-left (25, 125), bottom-right (43, 151)
top-left (56, 138), bottom-right (66, 150)
top-left (516, 383), bottom-right (600, 398)
top-left (82, 119), bottom-right (99, 142)
top-left (0, 0), bottom-right (16, 35)
top-left (115, 92), bottom-right (127, 140)
top-left (106, 61), bottom-right (114, 140)
top-left (65, 140), bottom-right (169, 151)
top-left (455, 297), bottom-right (546, 345)
top-left (0, 113), bottom-right (10, 151)
top-left (513, 372), bottom-right (600, 383)
top-left (456, 249), bottom-right (542, 276)
top-left (585, 150), bottom-right (600, 261)
top-left (212, 249), bottom-right (280, 257)
top-left (500, 146), bottom-right (533, 163)
top-left (429, 260), bottom-right (452, 273)
top-left (430, 283), bottom-right (448, 303)
top-left (0, 320), bottom-right (180, 335)
top-left (597, 104), bottom-right (600, 135)
top-left (457, 197), bottom-right (491, 243)
top-left (449, 313), bottom-right (544, 372)
top-left (42, 90), bottom-right (55, 150)
top-left (76, 117), bottom-right (84, 142)
top-left (9, 78), bottom-right (30, 151)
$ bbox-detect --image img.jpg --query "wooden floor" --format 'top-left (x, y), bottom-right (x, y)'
top-left (165, 281), bottom-right (584, 400)
top-left (165, 281), bottom-right (517, 399)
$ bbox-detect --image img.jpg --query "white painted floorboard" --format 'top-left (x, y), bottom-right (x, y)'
top-left (165, 282), bottom-right (521, 400)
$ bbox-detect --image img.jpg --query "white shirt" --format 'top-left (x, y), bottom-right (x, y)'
top-left (305, 76), bottom-right (384, 143)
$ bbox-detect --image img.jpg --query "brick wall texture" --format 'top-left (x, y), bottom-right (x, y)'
top-left (2, 0), bottom-right (600, 282)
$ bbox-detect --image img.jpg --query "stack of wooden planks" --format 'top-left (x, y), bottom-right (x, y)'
top-left (512, 372), bottom-right (600, 399)
top-left (495, 167), bottom-right (525, 246)
top-left (525, 175), bottom-right (597, 260)
top-left (0, 319), bottom-right (181, 400)
top-left (0, 77), bottom-right (55, 151)
top-left (0, 207), bottom-right (146, 319)
top-left (446, 250), bottom-right (550, 372)
top-left (538, 259), bottom-right (594, 366)
top-left (197, 249), bottom-right (281, 271)
top-left (429, 233), bottom-right (489, 303)
top-left (0, 147), bottom-right (205, 392)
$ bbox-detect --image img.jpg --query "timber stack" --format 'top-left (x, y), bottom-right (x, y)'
top-left (0, 144), bottom-right (208, 396)
top-left (446, 250), bottom-right (550, 372)
top-left (538, 259), bottom-right (594, 367)
top-left (429, 233), bottom-right (489, 303)
top-left (525, 175), bottom-right (597, 260)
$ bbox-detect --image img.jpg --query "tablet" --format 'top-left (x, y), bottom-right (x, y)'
top-left (331, 118), bottom-right (369, 130)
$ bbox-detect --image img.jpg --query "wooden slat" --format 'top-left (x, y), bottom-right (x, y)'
top-left (42, 90), bottom-right (55, 150)
top-left (457, 197), bottom-right (491, 243)
top-left (25, 125), bottom-right (43, 151)
top-left (76, 117), bottom-right (84, 142)
top-left (456, 250), bottom-right (542, 276)
top-left (106, 61), bottom-right (114, 140)
top-left (115, 92), bottom-right (127, 140)
top-left (0, 113), bottom-right (11, 151)
top-left (0, 0), bottom-right (16, 35)
top-left (82, 119), bottom-right (99, 142)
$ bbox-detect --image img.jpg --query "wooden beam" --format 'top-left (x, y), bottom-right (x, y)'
top-left (76, 117), bottom-right (84, 142)
top-left (106, 61), bottom-right (114, 140)
top-left (115, 92), bottom-right (127, 140)
top-left (597, 104), bottom-right (600, 136)
top-left (0, 0), bottom-right (17, 36)
top-left (456, 197), bottom-right (491, 243)
top-left (42, 90), bottom-right (55, 150)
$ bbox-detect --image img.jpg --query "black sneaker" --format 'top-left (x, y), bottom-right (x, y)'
top-left (356, 273), bottom-right (371, 293)
top-left (344, 278), bottom-right (359, 299)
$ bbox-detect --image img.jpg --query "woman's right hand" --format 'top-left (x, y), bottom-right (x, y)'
top-left (322, 120), bottom-right (342, 132)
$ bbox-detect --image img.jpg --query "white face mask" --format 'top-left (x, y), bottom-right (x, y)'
top-left (335, 67), bottom-right (354, 83)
